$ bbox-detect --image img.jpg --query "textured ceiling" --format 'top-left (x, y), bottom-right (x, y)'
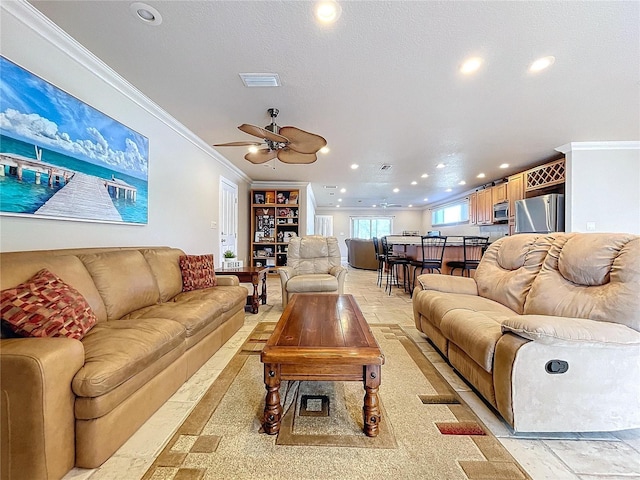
top-left (28, 0), bottom-right (640, 208)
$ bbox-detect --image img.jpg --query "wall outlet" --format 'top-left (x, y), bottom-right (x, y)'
top-left (210, 221), bottom-right (217, 229)
top-left (586, 221), bottom-right (596, 231)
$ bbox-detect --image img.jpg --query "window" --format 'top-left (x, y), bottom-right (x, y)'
top-left (350, 217), bottom-right (393, 239)
top-left (431, 199), bottom-right (469, 226)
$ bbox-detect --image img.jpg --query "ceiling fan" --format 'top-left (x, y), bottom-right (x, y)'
top-left (214, 108), bottom-right (327, 165)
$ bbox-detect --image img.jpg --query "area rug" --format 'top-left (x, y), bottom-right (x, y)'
top-left (142, 323), bottom-right (530, 480)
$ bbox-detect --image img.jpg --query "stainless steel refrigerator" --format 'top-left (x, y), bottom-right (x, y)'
top-left (514, 194), bottom-right (565, 233)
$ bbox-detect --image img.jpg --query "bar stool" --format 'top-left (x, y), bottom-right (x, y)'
top-left (446, 236), bottom-right (489, 277)
top-left (372, 237), bottom-right (385, 287)
top-left (409, 235), bottom-right (447, 295)
top-left (381, 236), bottom-right (410, 295)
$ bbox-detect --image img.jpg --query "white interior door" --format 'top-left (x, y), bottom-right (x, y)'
top-left (219, 177), bottom-right (238, 265)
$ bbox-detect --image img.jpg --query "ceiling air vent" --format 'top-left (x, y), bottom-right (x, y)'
top-left (380, 164), bottom-right (392, 171)
top-left (239, 73), bottom-right (281, 87)
top-left (323, 185), bottom-right (337, 189)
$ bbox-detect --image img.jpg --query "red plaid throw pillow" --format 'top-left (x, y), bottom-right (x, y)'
top-left (0, 269), bottom-right (97, 340)
top-left (179, 254), bottom-right (217, 291)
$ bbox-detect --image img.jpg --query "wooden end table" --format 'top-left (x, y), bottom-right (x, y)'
top-left (260, 294), bottom-right (385, 437)
top-left (214, 266), bottom-right (268, 313)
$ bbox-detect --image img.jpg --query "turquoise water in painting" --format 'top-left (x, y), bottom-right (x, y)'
top-left (0, 135), bottom-right (148, 223)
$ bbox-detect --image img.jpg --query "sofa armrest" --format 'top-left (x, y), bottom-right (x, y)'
top-left (278, 266), bottom-right (294, 284)
top-left (414, 273), bottom-right (478, 296)
top-left (216, 275), bottom-right (239, 286)
top-left (1, 337), bottom-right (85, 480)
top-left (330, 265), bottom-right (348, 294)
top-left (501, 315), bottom-right (640, 346)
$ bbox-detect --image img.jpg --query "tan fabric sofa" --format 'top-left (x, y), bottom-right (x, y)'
top-left (412, 233), bottom-right (640, 433)
top-left (345, 238), bottom-right (378, 270)
top-left (0, 246), bottom-right (248, 480)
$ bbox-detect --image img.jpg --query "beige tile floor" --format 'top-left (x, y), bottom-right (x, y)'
top-left (64, 267), bottom-right (640, 480)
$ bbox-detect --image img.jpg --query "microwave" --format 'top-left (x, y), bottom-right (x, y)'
top-left (493, 202), bottom-right (509, 222)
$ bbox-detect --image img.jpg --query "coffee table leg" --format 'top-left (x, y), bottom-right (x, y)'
top-left (363, 364), bottom-right (381, 437)
top-left (262, 363), bottom-right (282, 435)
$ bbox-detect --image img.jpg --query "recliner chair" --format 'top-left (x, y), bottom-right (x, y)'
top-left (277, 236), bottom-right (347, 308)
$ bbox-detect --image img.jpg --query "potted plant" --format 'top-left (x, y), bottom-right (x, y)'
top-left (222, 250), bottom-right (242, 268)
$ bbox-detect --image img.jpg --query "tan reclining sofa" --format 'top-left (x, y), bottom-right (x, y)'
top-left (413, 233), bottom-right (640, 433)
top-left (0, 246), bottom-right (248, 480)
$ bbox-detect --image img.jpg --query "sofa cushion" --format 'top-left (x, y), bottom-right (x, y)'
top-left (524, 234), bottom-right (640, 331)
top-left (172, 285), bottom-right (248, 313)
top-left (1, 269), bottom-right (97, 340)
top-left (141, 248), bottom-right (185, 302)
top-left (285, 274), bottom-right (339, 293)
top-left (179, 254), bottom-right (217, 291)
top-left (413, 290), bottom-right (516, 330)
top-left (286, 236), bottom-right (342, 274)
top-left (502, 315), bottom-right (640, 346)
top-left (439, 310), bottom-right (509, 373)
top-left (73, 318), bottom-right (185, 397)
top-left (79, 251), bottom-right (160, 320)
top-left (0, 253), bottom-right (108, 323)
top-left (474, 234), bottom-right (555, 314)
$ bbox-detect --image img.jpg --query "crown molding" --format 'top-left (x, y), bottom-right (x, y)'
top-left (1, 1), bottom-right (250, 184)
top-left (556, 141), bottom-right (640, 154)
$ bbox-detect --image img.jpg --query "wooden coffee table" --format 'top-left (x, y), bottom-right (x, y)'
top-left (214, 266), bottom-right (268, 313)
top-left (260, 294), bottom-right (385, 437)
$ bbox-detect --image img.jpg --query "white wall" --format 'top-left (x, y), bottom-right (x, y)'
top-left (560, 142), bottom-right (640, 234)
top-left (0, 3), bottom-right (250, 258)
top-left (315, 207), bottom-right (423, 258)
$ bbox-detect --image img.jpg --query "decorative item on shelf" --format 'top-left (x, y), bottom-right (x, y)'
top-left (254, 193), bottom-right (265, 204)
top-left (255, 232), bottom-right (264, 243)
top-left (283, 231), bottom-right (297, 243)
top-left (265, 191), bottom-right (275, 204)
top-left (276, 192), bottom-right (289, 204)
top-left (289, 192), bottom-right (298, 204)
top-left (277, 231), bottom-right (284, 242)
top-left (222, 250), bottom-right (243, 269)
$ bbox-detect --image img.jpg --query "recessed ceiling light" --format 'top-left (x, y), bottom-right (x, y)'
top-left (393, 188), bottom-right (399, 193)
top-left (315, 0), bottom-right (342, 24)
top-left (421, 173), bottom-right (429, 178)
top-left (411, 181), bottom-right (417, 185)
top-left (529, 56), bottom-right (555, 72)
top-left (408, 204), bottom-right (413, 208)
top-left (239, 73), bottom-right (281, 87)
top-left (130, 2), bottom-right (163, 25)
top-left (351, 164), bottom-right (359, 169)
top-left (477, 173), bottom-right (486, 178)
top-left (459, 180), bottom-right (466, 185)
top-left (320, 146), bottom-right (330, 154)
top-left (336, 204), bottom-right (340, 208)
top-left (338, 198), bottom-right (342, 202)
top-left (340, 188), bottom-right (346, 193)
top-left (436, 163), bottom-right (446, 169)
top-left (372, 204), bottom-right (377, 208)
top-left (445, 188), bottom-right (452, 192)
top-left (499, 163), bottom-right (509, 169)
top-left (460, 57), bottom-right (483, 75)
top-left (423, 198), bottom-right (429, 202)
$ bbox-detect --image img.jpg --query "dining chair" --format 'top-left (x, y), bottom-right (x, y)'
top-left (446, 236), bottom-right (489, 277)
top-left (409, 235), bottom-right (447, 295)
top-left (381, 236), bottom-right (410, 295)
top-left (372, 237), bottom-right (385, 287)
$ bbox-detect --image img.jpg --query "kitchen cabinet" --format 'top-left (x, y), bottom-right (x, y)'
top-left (250, 188), bottom-right (299, 270)
top-left (524, 158), bottom-right (565, 192)
top-left (492, 183), bottom-right (507, 204)
top-left (469, 192), bottom-right (478, 225)
top-left (507, 173), bottom-right (524, 222)
top-left (476, 189), bottom-right (493, 225)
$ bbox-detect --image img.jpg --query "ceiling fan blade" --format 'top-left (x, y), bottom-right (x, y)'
top-left (238, 124), bottom-right (289, 144)
top-left (279, 126), bottom-right (327, 154)
top-left (244, 148), bottom-right (277, 164)
top-left (213, 141), bottom-right (264, 147)
top-left (276, 148), bottom-right (318, 164)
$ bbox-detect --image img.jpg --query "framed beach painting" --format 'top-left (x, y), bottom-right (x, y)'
top-left (0, 56), bottom-right (149, 224)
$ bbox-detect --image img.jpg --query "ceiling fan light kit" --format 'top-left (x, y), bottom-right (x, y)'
top-left (214, 108), bottom-right (327, 165)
